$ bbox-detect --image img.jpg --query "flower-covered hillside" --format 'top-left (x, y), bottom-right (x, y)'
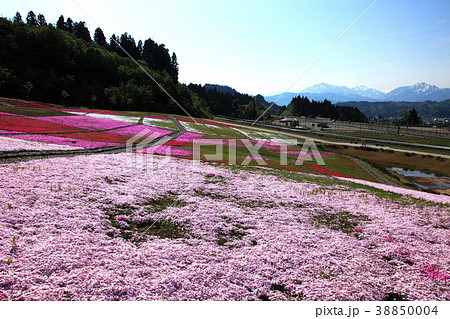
top-left (0, 153), bottom-right (448, 300)
top-left (0, 97), bottom-right (173, 150)
top-left (0, 97), bottom-right (379, 181)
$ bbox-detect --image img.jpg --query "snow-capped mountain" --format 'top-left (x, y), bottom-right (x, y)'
top-left (301, 83), bottom-right (354, 95)
top-left (384, 83), bottom-right (450, 102)
top-left (300, 83), bottom-right (386, 101)
top-left (264, 82), bottom-right (450, 105)
top-left (351, 85), bottom-right (386, 100)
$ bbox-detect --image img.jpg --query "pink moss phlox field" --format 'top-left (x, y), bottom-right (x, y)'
top-left (174, 132), bottom-right (205, 143)
top-left (241, 156), bottom-right (272, 162)
top-left (138, 144), bottom-right (193, 157)
top-left (107, 125), bottom-right (172, 137)
top-left (37, 116), bottom-right (134, 131)
top-left (421, 265), bottom-right (450, 280)
top-left (262, 144), bottom-right (334, 158)
top-left (0, 154), bottom-right (448, 301)
top-left (336, 177), bottom-right (450, 204)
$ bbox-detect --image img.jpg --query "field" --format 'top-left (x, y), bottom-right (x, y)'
top-left (320, 145), bottom-right (450, 178)
top-left (0, 97), bottom-right (449, 301)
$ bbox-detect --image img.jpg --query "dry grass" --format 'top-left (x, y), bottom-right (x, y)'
top-left (320, 145), bottom-right (450, 177)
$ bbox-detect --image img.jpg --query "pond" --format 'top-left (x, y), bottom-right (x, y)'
top-left (390, 167), bottom-right (450, 195)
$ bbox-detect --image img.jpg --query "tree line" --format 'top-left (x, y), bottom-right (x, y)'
top-left (14, 11), bottom-right (179, 81)
top-left (187, 84), bottom-right (278, 120)
top-left (336, 100), bottom-right (450, 120)
top-left (0, 12), bottom-right (204, 116)
top-left (283, 96), bottom-right (368, 122)
top-left (1, 10), bottom-right (370, 123)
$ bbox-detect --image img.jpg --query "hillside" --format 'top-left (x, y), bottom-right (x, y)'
top-left (336, 100), bottom-right (450, 119)
top-left (204, 84), bottom-right (239, 95)
top-left (282, 96), bottom-right (368, 122)
top-left (0, 17), bottom-right (207, 117)
top-left (1, 97), bottom-right (449, 301)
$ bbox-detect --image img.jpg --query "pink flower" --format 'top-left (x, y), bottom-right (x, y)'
top-left (421, 265), bottom-right (450, 280)
top-left (384, 236), bottom-right (397, 243)
top-left (116, 215), bottom-right (130, 222)
top-left (397, 249), bottom-right (409, 256)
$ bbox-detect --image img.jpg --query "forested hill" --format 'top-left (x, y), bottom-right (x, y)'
top-left (0, 11), bottom-right (370, 122)
top-left (336, 100), bottom-right (450, 119)
top-left (204, 84), bottom-right (239, 95)
top-left (0, 12), bottom-right (208, 117)
top-left (282, 96), bottom-right (368, 122)
top-left (188, 83), bottom-right (254, 118)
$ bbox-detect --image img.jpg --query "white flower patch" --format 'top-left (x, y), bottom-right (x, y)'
top-left (85, 113), bottom-right (141, 124)
top-left (181, 121), bottom-right (220, 134)
top-left (66, 111), bottom-right (89, 115)
top-left (232, 128), bottom-right (294, 144)
top-left (142, 118), bottom-right (177, 130)
top-left (0, 136), bottom-right (83, 151)
top-left (229, 127), bottom-right (251, 139)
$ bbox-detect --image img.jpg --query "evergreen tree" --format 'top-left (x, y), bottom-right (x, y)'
top-left (66, 17), bottom-right (74, 33)
top-left (109, 34), bottom-right (120, 54)
top-left (242, 100), bottom-right (258, 119)
top-left (13, 12), bottom-right (22, 23)
top-left (137, 40), bottom-right (143, 57)
top-left (37, 14), bottom-right (46, 27)
top-left (26, 11), bottom-right (38, 27)
top-left (170, 52), bottom-right (179, 81)
top-left (406, 108), bottom-right (421, 125)
top-left (73, 21), bottom-right (91, 42)
top-left (118, 32), bottom-right (140, 60)
top-left (155, 44), bottom-right (171, 72)
top-left (142, 38), bottom-right (158, 69)
top-left (56, 15), bottom-right (66, 31)
top-left (94, 27), bottom-right (107, 47)
top-left (231, 99), bottom-right (240, 117)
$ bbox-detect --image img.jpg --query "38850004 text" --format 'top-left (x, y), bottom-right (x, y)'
top-left (375, 305), bottom-right (438, 316)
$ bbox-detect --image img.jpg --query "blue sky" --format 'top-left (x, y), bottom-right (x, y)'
top-left (2, 0), bottom-right (449, 95)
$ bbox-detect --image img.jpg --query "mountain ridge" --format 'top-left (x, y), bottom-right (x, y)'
top-left (264, 82), bottom-right (450, 105)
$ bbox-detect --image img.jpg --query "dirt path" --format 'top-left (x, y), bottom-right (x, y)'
top-left (168, 115), bottom-right (186, 132)
top-left (342, 155), bottom-right (400, 186)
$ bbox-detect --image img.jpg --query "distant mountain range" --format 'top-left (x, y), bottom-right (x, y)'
top-left (336, 100), bottom-right (450, 120)
top-left (264, 82), bottom-right (450, 105)
top-left (202, 82), bottom-right (450, 119)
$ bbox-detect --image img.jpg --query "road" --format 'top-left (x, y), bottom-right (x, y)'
top-left (213, 118), bottom-right (450, 159)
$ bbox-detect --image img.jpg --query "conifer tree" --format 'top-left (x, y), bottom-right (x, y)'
top-left (13, 12), bottom-right (22, 23)
top-left (94, 27), bottom-right (107, 47)
top-left (56, 15), bottom-right (66, 31)
top-left (26, 11), bottom-right (38, 27)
